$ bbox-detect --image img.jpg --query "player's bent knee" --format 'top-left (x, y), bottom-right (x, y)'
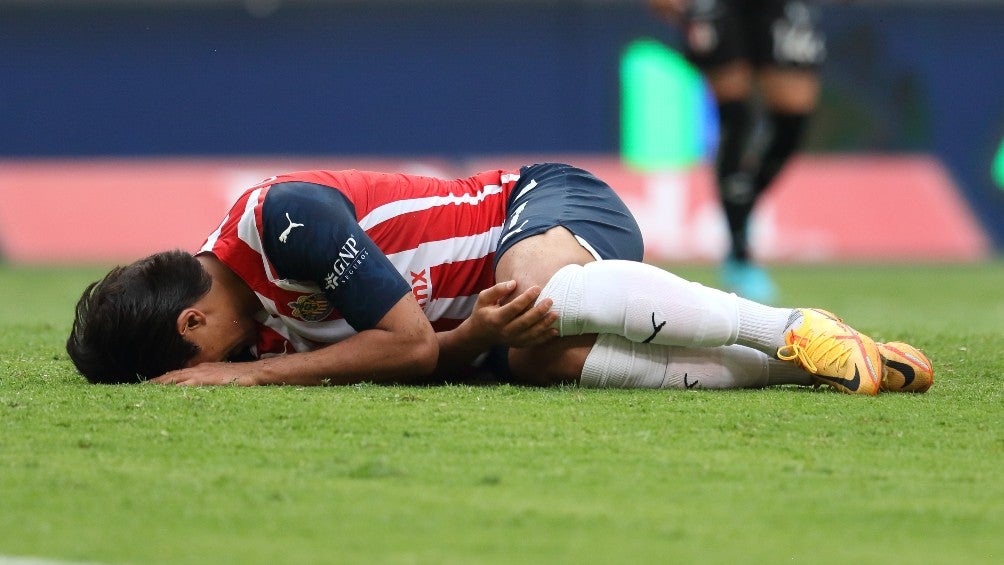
top-left (507, 335), bottom-right (595, 387)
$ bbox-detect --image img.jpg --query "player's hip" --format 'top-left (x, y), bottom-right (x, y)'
top-left (495, 163), bottom-right (644, 265)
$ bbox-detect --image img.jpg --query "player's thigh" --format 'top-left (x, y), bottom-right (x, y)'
top-left (494, 227), bottom-right (601, 384)
top-left (704, 60), bottom-right (755, 102)
top-left (493, 163), bottom-right (643, 299)
top-left (495, 231), bottom-right (597, 386)
top-left (758, 67), bottom-right (820, 113)
top-left (683, 0), bottom-right (754, 101)
top-left (495, 226), bottom-right (595, 299)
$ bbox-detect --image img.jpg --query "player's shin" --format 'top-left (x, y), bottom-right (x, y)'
top-left (579, 334), bottom-right (783, 389)
top-left (539, 260), bottom-right (792, 353)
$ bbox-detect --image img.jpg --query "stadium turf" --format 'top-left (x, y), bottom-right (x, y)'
top-left (0, 262), bottom-right (1001, 564)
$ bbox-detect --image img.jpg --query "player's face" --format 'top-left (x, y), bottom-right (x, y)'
top-left (183, 315), bottom-right (257, 367)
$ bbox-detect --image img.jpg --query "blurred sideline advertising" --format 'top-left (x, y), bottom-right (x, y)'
top-left (1, 2), bottom-right (1002, 248)
top-left (0, 156), bottom-right (989, 264)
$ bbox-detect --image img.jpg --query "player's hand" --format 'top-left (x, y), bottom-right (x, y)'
top-left (149, 362), bottom-right (259, 386)
top-left (466, 280), bottom-right (558, 348)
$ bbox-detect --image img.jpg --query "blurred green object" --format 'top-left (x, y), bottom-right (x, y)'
top-left (993, 136), bottom-right (1004, 190)
top-left (620, 38), bottom-right (705, 170)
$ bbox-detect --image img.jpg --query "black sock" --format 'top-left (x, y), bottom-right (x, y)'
top-left (715, 100), bottom-right (755, 260)
top-left (753, 111), bottom-right (809, 197)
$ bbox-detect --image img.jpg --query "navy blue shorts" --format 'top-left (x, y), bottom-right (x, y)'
top-left (494, 163), bottom-right (644, 266)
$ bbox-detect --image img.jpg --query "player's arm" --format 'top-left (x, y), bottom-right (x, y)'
top-left (252, 292), bottom-right (435, 385)
top-left (155, 293), bottom-right (436, 386)
top-left (156, 182), bottom-right (437, 386)
top-left (259, 182), bottom-right (439, 384)
top-left (432, 281), bottom-right (557, 377)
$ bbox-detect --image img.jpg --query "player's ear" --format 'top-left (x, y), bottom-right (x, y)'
top-left (176, 308), bottom-right (207, 337)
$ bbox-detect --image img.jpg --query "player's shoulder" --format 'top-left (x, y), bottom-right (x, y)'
top-left (263, 178), bottom-right (349, 206)
top-left (260, 179), bottom-right (354, 231)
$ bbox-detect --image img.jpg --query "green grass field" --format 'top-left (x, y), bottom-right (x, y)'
top-left (1, 262), bottom-right (1001, 564)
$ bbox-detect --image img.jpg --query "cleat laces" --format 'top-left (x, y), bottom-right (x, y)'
top-left (777, 332), bottom-right (852, 374)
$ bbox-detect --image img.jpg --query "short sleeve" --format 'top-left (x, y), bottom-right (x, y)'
top-left (261, 182), bottom-right (411, 330)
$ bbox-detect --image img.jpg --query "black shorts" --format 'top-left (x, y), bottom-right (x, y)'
top-left (494, 163), bottom-right (644, 266)
top-left (682, 0), bottom-right (826, 70)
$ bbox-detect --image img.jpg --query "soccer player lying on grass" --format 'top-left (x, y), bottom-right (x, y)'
top-left (67, 163), bottom-right (933, 394)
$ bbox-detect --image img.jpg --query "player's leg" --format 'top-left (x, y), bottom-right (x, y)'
top-left (539, 262), bottom-right (882, 393)
top-left (493, 206), bottom-right (599, 386)
top-left (495, 225), bottom-right (793, 387)
top-left (540, 259), bottom-right (792, 352)
top-left (495, 164), bottom-right (776, 354)
top-left (501, 331), bottom-right (814, 390)
top-left (580, 336), bottom-right (813, 390)
top-left (754, 68), bottom-right (819, 195)
top-left (744, 0), bottom-right (826, 235)
top-left (706, 61), bottom-right (757, 266)
top-left (707, 64), bottom-right (782, 303)
top-left (751, 0), bottom-right (826, 198)
top-left (493, 164), bottom-right (826, 390)
top-left (495, 164), bottom-right (882, 393)
top-left (682, 1), bottom-right (760, 274)
top-left (495, 225), bottom-right (794, 388)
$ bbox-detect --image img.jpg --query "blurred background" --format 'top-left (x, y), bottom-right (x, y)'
top-left (0, 0), bottom-right (1000, 265)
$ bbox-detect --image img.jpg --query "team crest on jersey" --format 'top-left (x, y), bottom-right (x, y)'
top-left (288, 293), bottom-right (334, 322)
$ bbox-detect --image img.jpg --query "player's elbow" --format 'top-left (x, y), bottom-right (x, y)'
top-left (406, 326), bottom-right (440, 376)
top-left (389, 320), bottom-right (438, 378)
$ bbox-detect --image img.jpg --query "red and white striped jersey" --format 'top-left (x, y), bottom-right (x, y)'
top-left (200, 168), bottom-right (521, 358)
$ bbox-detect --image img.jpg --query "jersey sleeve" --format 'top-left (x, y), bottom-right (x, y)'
top-left (261, 181), bottom-right (411, 331)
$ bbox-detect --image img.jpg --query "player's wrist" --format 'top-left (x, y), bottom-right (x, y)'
top-left (249, 358), bottom-right (295, 386)
top-left (454, 317), bottom-right (495, 352)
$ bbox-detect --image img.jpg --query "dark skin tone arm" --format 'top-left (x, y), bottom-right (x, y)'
top-left (150, 256), bottom-right (555, 386)
top-left (433, 280), bottom-right (558, 377)
top-left (152, 292), bottom-right (438, 386)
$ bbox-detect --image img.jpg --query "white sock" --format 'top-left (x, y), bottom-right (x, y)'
top-left (540, 261), bottom-right (794, 353)
top-left (735, 298), bottom-right (800, 355)
top-left (580, 334), bottom-right (776, 389)
top-left (766, 356), bottom-right (814, 386)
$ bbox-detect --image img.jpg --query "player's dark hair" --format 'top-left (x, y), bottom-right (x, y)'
top-left (66, 250), bottom-right (212, 384)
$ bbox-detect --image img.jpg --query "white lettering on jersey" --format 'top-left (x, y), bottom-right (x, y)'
top-left (278, 212), bottom-right (305, 243)
top-left (323, 236), bottom-right (367, 290)
top-left (772, 4), bottom-right (825, 65)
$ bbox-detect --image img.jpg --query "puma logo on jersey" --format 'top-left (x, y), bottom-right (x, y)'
top-left (279, 212), bottom-right (305, 243)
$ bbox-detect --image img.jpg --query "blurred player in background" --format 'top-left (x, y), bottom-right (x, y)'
top-left (67, 163), bottom-right (931, 394)
top-left (651, 0), bottom-right (826, 303)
